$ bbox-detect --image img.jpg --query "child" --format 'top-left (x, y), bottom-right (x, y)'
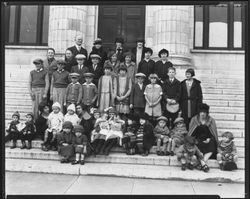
top-left (179, 68), bottom-right (202, 129)
top-left (97, 65), bottom-right (116, 112)
top-left (71, 54), bottom-right (89, 84)
top-left (20, 113), bottom-right (36, 149)
top-left (42, 102), bottom-right (64, 151)
top-left (170, 115), bottom-right (188, 152)
top-left (6, 111), bottom-right (21, 148)
top-left (50, 60), bottom-right (70, 108)
top-left (88, 54), bottom-right (104, 86)
top-left (88, 38), bottom-right (108, 66)
top-left (135, 113), bottom-right (154, 156)
top-left (104, 50), bottom-right (121, 77)
top-left (144, 73), bottom-right (163, 126)
top-left (162, 67), bottom-right (181, 125)
top-left (137, 47), bottom-right (155, 81)
top-left (120, 52), bottom-right (136, 82)
top-left (130, 73), bottom-right (147, 116)
top-left (72, 125), bottom-right (88, 165)
top-left (82, 73), bottom-right (98, 111)
top-left (176, 136), bottom-right (208, 172)
top-left (64, 104), bottom-right (80, 126)
top-left (57, 121), bottom-right (75, 163)
top-left (217, 131), bottom-right (238, 171)
top-left (64, 73), bottom-right (83, 108)
top-left (29, 58), bottom-right (49, 120)
top-left (115, 66), bottom-right (132, 117)
top-left (154, 116), bottom-right (172, 156)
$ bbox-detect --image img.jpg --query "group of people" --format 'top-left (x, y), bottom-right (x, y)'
top-left (5, 35), bottom-right (238, 171)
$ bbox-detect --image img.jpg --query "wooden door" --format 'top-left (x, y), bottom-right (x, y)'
top-left (98, 5), bottom-right (145, 51)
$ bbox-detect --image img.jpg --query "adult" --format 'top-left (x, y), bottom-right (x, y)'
top-left (188, 103), bottom-right (218, 171)
top-left (131, 38), bottom-right (147, 71)
top-left (179, 68), bottom-right (203, 129)
top-left (67, 34), bottom-right (88, 60)
top-left (64, 48), bottom-right (77, 72)
top-left (88, 38), bottom-right (108, 66)
top-left (112, 37), bottom-right (126, 62)
top-left (154, 49), bottom-right (173, 84)
top-left (119, 51), bottom-right (136, 82)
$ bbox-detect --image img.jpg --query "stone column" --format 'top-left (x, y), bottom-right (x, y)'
top-left (145, 6), bottom-right (193, 68)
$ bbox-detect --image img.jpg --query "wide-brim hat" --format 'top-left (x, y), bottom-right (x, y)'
top-left (75, 54), bottom-right (86, 60)
top-left (158, 48), bottom-right (169, 57)
top-left (139, 112), bottom-right (149, 120)
top-left (148, 73), bottom-right (159, 80)
top-left (83, 73), bottom-right (94, 78)
top-left (63, 121), bottom-right (73, 129)
top-left (57, 59), bottom-right (66, 65)
top-left (93, 38), bottom-right (102, 45)
top-left (173, 117), bottom-right (184, 124)
top-left (135, 73), bottom-right (146, 78)
top-left (144, 47), bottom-right (153, 55)
top-left (157, 116), bottom-right (168, 122)
top-left (33, 58), bottom-right (43, 64)
top-left (12, 111), bottom-right (20, 119)
top-left (118, 66), bottom-right (127, 72)
top-left (74, 124), bottom-right (84, 134)
top-left (90, 54), bottom-right (101, 59)
top-left (69, 73), bottom-right (80, 78)
top-left (115, 37), bottom-right (124, 44)
top-left (123, 51), bottom-right (134, 59)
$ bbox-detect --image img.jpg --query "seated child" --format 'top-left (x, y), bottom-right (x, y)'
top-left (19, 113), bottom-right (36, 149)
top-left (170, 116), bottom-right (188, 153)
top-left (135, 113), bottom-right (155, 156)
top-left (154, 116), bottom-right (172, 156)
top-left (217, 131), bottom-right (238, 171)
top-left (64, 103), bottom-right (80, 126)
top-left (176, 136), bottom-right (209, 172)
top-left (6, 111), bottom-right (21, 148)
top-left (57, 121), bottom-right (75, 163)
top-left (72, 125), bottom-right (88, 165)
top-left (42, 102), bottom-right (64, 151)
top-left (35, 102), bottom-right (50, 140)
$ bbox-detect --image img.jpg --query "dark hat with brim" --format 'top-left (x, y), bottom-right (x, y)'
top-left (33, 58), bottom-right (43, 64)
top-left (136, 38), bottom-right (145, 43)
top-left (63, 121), bottom-right (73, 129)
top-left (198, 103), bottom-right (210, 114)
top-left (126, 113), bottom-right (139, 122)
top-left (139, 113), bottom-right (149, 120)
top-left (144, 47), bottom-right (153, 55)
top-left (93, 38), bottom-right (102, 45)
top-left (115, 37), bottom-right (124, 44)
top-left (83, 73), bottom-right (94, 78)
top-left (57, 59), bottom-right (66, 65)
top-left (90, 54), bottom-right (101, 59)
top-left (158, 48), bottom-right (169, 57)
top-left (74, 124), bottom-right (84, 134)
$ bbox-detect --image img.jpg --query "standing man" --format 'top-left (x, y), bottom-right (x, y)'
top-left (68, 35), bottom-right (88, 62)
top-left (29, 59), bottom-right (49, 120)
top-left (131, 38), bottom-right (146, 72)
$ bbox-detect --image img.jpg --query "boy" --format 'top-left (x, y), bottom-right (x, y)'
top-left (82, 73), bottom-right (98, 111)
top-left (71, 54), bottom-right (89, 84)
top-left (29, 58), bottom-right (49, 120)
top-left (88, 54), bottom-right (104, 86)
top-left (6, 111), bottom-right (21, 148)
top-left (42, 102), bottom-right (64, 151)
top-left (162, 67), bottom-right (181, 125)
top-left (130, 73), bottom-right (146, 116)
top-left (50, 60), bottom-right (70, 108)
top-left (64, 73), bottom-right (83, 107)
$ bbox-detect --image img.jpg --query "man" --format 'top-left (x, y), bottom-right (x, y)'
top-left (29, 58), bottom-right (49, 120)
top-left (131, 38), bottom-right (147, 71)
top-left (68, 35), bottom-right (88, 59)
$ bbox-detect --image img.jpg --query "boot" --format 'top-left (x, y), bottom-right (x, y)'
top-left (10, 140), bottom-right (17, 149)
top-left (20, 141), bottom-right (26, 149)
top-left (27, 141), bottom-right (32, 149)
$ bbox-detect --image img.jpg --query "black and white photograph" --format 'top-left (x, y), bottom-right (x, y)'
top-left (3, 1), bottom-right (247, 198)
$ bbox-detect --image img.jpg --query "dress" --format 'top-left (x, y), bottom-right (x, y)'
top-left (144, 84), bottom-right (163, 117)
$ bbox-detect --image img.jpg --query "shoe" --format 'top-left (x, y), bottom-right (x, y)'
top-left (60, 159), bottom-right (67, 163)
top-left (42, 146), bottom-right (49, 152)
top-left (51, 146), bottom-right (57, 151)
top-left (20, 142), bottom-right (26, 149)
top-left (181, 163), bottom-right (186, 171)
top-left (219, 163), bottom-right (224, 170)
top-left (10, 141), bottom-right (16, 149)
top-left (27, 141), bottom-right (32, 150)
top-left (165, 151), bottom-right (170, 156)
top-left (188, 163), bottom-right (194, 170)
top-left (160, 151), bottom-right (165, 156)
top-left (156, 151), bottom-right (161, 156)
top-left (80, 160), bottom-right (85, 165)
top-left (71, 160), bottom-right (79, 165)
top-left (201, 164), bottom-right (210, 172)
top-left (170, 151), bottom-right (174, 156)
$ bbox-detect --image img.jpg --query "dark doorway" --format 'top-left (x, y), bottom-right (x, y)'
top-left (98, 5), bottom-right (145, 51)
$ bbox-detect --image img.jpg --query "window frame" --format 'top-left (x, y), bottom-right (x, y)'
top-left (194, 2), bottom-right (245, 50)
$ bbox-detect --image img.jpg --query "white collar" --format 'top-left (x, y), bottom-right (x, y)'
top-left (70, 82), bottom-right (80, 85)
top-left (75, 44), bottom-right (82, 49)
top-left (83, 82), bottom-right (95, 86)
top-left (36, 68), bottom-right (43, 72)
top-left (144, 58), bottom-right (150, 62)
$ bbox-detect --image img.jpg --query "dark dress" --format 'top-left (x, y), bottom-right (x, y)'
top-left (79, 115), bottom-right (94, 142)
top-left (137, 59), bottom-right (155, 79)
top-left (35, 114), bottom-right (48, 140)
top-left (154, 60), bottom-right (173, 83)
top-left (192, 125), bottom-right (217, 159)
top-left (57, 132), bottom-right (75, 160)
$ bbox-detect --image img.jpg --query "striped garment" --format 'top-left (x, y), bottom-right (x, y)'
top-left (136, 125), bottom-right (144, 143)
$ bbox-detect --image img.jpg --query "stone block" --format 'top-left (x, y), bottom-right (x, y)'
top-left (216, 121), bottom-right (244, 129)
top-left (210, 106), bottom-right (244, 114)
top-left (235, 114), bottom-right (244, 121)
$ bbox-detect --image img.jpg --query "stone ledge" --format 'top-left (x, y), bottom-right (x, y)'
top-left (5, 45), bottom-right (49, 50)
top-left (191, 49), bottom-right (245, 54)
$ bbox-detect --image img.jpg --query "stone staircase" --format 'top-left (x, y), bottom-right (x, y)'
top-left (5, 65), bottom-right (245, 182)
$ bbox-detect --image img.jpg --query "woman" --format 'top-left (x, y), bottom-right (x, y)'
top-left (88, 38), bottom-right (108, 66)
top-left (64, 48), bottom-right (77, 72)
top-left (104, 50), bottom-right (121, 77)
top-left (179, 68), bottom-right (203, 129)
top-left (188, 103), bottom-right (218, 172)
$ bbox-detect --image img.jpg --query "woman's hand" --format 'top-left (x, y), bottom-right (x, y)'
top-left (203, 138), bottom-right (211, 143)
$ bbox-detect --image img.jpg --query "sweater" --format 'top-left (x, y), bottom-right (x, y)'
top-left (153, 124), bottom-right (170, 138)
top-left (65, 82), bottom-right (83, 104)
top-left (52, 70), bottom-right (70, 88)
top-left (30, 69), bottom-right (48, 88)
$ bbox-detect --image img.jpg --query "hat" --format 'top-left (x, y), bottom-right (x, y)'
top-left (144, 47), bottom-right (153, 55)
top-left (118, 65), bottom-right (127, 72)
top-left (185, 68), bottom-right (195, 77)
top-left (123, 51), bottom-right (134, 59)
top-left (26, 112), bottom-right (34, 119)
top-left (57, 59), bottom-right (66, 65)
top-left (12, 111), bottom-right (20, 119)
top-left (38, 101), bottom-right (49, 112)
top-left (90, 54), bottom-right (101, 59)
top-left (63, 121), bottom-right (73, 129)
top-left (221, 131), bottom-right (234, 140)
top-left (93, 38), bottom-right (102, 45)
top-left (136, 38), bottom-right (145, 43)
top-left (67, 104), bottom-right (76, 112)
top-left (148, 73), bottom-right (159, 80)
top-left (83, 73), bottom-right (94, 78)
top-left (174, 117), bottom-right (184, 124)
top-left (104, 64), bottom-right (113, 70)
top-left (158, 49), bottom-right (169, 57)
top-left (75, 54), bottom-right (86, 60)
top-left (139, 112), bottom-right (148, 120)
top-left (52, 102), bottom-right (61, 110)
top-left (135, 73), bottom-right (146, 78)
top-left (69, 73), bottom-right (80, 78)
top-left (157, 116), bottom-right (168, 122)
top-left (33, 58), bottom-right (43, 65)
top-left (184, 136), bottom-right (196, 146)
top-left (74, 124), bottom-right (84, 134)
top-left (115, 37), bottom-right (124, 44)
top-left (198, 103), bottom-right (210, 114)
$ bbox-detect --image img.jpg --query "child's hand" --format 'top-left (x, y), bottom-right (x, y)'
top-left (27, 131), bottom-right (31, 134)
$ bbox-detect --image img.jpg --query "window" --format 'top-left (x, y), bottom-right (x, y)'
top-left (194, 2), bottom-right (245, 50)
top-left (5, 5), bottom-right (49, 45)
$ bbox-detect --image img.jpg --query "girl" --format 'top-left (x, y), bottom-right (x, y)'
top-left (144, 73), bottom-right (163, 126)
top-left (179, 68), bottom-right (203, 129)
top-left (64, 104), bottom-right (80, 126)
top-left (104, 50), bottom-right (121, 76)
top-left (120, 52), bottom-right (136, 82)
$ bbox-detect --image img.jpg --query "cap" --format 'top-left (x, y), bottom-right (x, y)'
top-left (52, 102), bottom-right (61, 110)
top-left (157, 116), bottom-right (168, 122)
top-left (63, 121), bottom-right (73, 129)
top-left (93, 38), bottom-right (102, 45)
top-left (69, 73), bottom-right (80, 78)
top-left (57, 59), bottom-right (66, 65)
top-left (139, 112), bottom-right (149, 120)
top-left (74, 124), bottom-right (84, 134)
top-left (135, 73), bottom-right (146, 78)
top-left (90, 54), bottom-right (101, 59)
top-left (75, 54), bottom-right (86, 60)
top-left (83, 73), bottom-right (94, 78)
top-left (33, 58), bottom-right (43, 64)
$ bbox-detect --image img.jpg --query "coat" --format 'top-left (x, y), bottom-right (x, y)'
top-left (137, 59), bottom-right (155, 79)
top-left (130, 83), bottom-right (146, 108)
top-left (88, 46), bottom-right (108, 66)
top-left (120, 62), bottom-right (136, 82)
top-left (57, 131), bottom-right (75, 159)
top-left (67, 45), bottom-right (88, 58)
top-left (154, 61), bottom-right (173, 83)
top-left (71, 65), bottom-right (89, 84)
top-left (179, 78), bottom-right (203, 122)
top-left (88, 63), bottom-right (104, 86)
top-left (131, 47), bottom-right (146, 64)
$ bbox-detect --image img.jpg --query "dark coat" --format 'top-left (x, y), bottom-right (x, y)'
top-left (130, 83), bottom-right (146, 108)
top-left (88, 63), bottom-right (104, 86)
top-left (131, 47), bottom-right (147, 63)
top-left (71, 64), bottom-right (89, 84)
top-left (137, 59), bottom-right (155, 79)
top-left (109, 47), bottom-right (127, 62)
top-left (154, 60), bottom-right (173, 82)
top-left (179, 78), bottom-right (203, 123)
top-left (79, 116), bottom-right (94, 141)
top-left (88, 46), bottom-right (108, 66)
top-left (65, 57), bottom-right (77, 72)
top-left (35, 114), bottom-right (48, 138)
top-left (162, 78), bottom-right (181, 101)
top-left (67, 45), bottom-right (88, 58)
top-left (57, 131), bottom-right (75, 159)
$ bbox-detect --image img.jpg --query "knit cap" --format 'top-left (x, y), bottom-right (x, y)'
top-left (67, 104), bottom-right (76, 112)
top-left (52, 102), bottom-right (61, 110)
top-left (12, 111), bottom-right (20, 119)
top-left (62, 121), bottom-right (73, 129)
top-left (74, 125), bottom-right (84, 134)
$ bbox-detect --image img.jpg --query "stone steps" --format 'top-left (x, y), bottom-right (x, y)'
top-left (5, 158), bottom-right (244, 183)
top-left (5, 140), bottom-right (245, 157)
top-left (5, 148), bottom-right (245, 169)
